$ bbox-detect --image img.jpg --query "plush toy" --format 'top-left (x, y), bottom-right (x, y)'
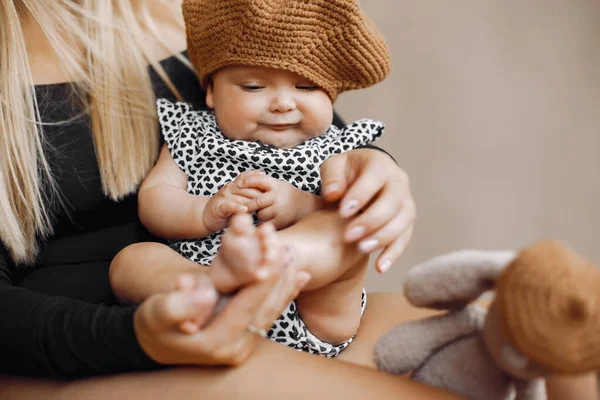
top-left (373, 240), bottom-right (600, 400)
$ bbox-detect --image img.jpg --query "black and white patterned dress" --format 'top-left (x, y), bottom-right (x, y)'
top-left (157, 98), bottom-right (384, 357)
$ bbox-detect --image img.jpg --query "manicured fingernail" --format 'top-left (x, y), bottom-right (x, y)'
top-left (378, 260), bottom-right (392, 274)
top-left (359, 239), bottom-right (379, 253)
top-left (296, 271), bottom-right (312, 289)
top-left (345, 225), bottom-right (365, 241)
top-left (323, 183), bottom-right (341, 197)
top-left (340, 199), bottom-right (359, 217)
top-left (256, 267), bottom-right (270, 280)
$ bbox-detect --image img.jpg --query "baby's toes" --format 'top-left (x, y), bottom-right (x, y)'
top-left (256, 222), bottom-right (285, 270)
top-left (227, 213), bottom-right (256, 236)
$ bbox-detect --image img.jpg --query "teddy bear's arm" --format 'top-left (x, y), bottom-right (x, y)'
top-left (405, 250), bottom-right (516, 309)
top-left (374, 306), bottom-right (485, 375)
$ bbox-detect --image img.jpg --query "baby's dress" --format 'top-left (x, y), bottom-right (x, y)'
top-left (157, 98), bottom-right (384, 357)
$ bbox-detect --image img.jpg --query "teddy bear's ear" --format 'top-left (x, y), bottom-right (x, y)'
top-left (404, 250), bottom-right (516, 309)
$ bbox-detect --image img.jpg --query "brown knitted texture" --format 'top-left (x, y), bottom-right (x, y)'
top-left (495, 240), bottom-right (600, 374)
top-left (182, 0), bottom-right (391, 101)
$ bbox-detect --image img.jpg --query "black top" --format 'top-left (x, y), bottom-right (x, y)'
top-left (0, 53), bottom-right (350, 379)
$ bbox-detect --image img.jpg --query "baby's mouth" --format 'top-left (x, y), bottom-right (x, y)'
top-left (267, 124), bottom-right (296, 131)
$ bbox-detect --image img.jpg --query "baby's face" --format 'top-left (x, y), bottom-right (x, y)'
top-left (206, 66), bottom-right (333, 149)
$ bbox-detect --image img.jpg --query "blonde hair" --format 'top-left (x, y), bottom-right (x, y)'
top-left (0, 0), bottom-right (192, 264)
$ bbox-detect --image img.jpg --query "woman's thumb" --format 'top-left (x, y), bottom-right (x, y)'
top-left (320, 154), bottom-right (349, 202)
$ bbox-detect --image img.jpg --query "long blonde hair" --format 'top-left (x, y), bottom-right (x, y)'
top-left (0, 0), bottom-right (192, 264)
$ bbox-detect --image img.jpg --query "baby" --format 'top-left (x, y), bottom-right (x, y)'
top-left (110, 0), bottom-right (391, 357)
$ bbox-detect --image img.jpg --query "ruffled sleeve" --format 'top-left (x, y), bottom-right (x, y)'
top-left (156, 98), bottom-right (205, 176)
top-left (336, 119), bottom-right (385, 151)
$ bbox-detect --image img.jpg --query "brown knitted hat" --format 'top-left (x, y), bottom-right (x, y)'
top-left (494, 240), bottom-right (600, 374)
top-left (182, 0), bottom-right (391, 101)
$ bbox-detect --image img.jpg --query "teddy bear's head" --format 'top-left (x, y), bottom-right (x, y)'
top-left (486, 241), bottom-right (600, 378)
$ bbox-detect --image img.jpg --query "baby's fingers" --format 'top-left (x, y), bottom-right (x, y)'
top-left (257, 206), bottom-right (277, 223)
top-left (245, 192), bottom-right (276, 213)
top-left (229, 187), bottom-right (265, 199)
top-left (236, 173), bottom-right (275, 192)
top-left (215, 199), bottom-right (248, 219)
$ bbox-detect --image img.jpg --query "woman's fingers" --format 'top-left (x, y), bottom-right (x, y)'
top-left (251, 259), bottom-right (306, 332)
top-left (176, 273), bottom-right (220, 333)
top-left (319, 152), bottom-right (350, 202)
top-left (376, 224), bottom-right (414, 273)
top-left (137, 285), bottom-right (218, 337)
top-left (358, 207), bottom-right (415, 253)
top-left (198, 272), bottom-right (282, 350)
top-left (338, 167), bottom-right (385, 218)
top-left (345, 187), bottom-right (416, 245)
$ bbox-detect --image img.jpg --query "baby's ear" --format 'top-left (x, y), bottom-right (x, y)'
top-left (404, 250), bottom-right (516, 309)
top-left (205, 79), bottom-right (215, 109)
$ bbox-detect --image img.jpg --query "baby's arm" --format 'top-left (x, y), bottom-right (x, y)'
top-left (139, 145), bottom-right (263, 239)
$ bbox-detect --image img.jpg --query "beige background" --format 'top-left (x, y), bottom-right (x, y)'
top-left (336, 1), bottom-right (600, 291)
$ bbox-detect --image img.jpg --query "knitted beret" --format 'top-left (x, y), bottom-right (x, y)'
top-left (182, 0), bottom-right (391, 101)
top-left (494, 240), bottom-right (600, 374)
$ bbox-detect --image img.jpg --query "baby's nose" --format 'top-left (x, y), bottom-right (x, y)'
top-left (270, 93), bottom-right (296, 112)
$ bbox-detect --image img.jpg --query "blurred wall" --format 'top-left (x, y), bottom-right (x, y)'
top-left (336, 1), bottom-right (600, 291)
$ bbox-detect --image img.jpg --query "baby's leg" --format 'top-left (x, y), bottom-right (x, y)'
top-left (278, 209), bottom-right (369, 345)
top-left (109, 242), bottom-right (204, 304)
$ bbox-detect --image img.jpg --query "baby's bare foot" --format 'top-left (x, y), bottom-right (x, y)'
top-left (210, 214), bottom-right (283, 294)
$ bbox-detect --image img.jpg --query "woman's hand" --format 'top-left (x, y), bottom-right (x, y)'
top-left (320, 149), bottom-right (416, 273)
top-left (134, 260), bottom-right (310, 366)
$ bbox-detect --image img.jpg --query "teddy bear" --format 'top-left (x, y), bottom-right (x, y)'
top-left (373, 240), bottom-right (600, 400)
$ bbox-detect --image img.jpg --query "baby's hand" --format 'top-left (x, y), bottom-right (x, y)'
top-left (237, 174), bottom-right (325, 229)
top-left (203, 171), bottom-right (266, 232)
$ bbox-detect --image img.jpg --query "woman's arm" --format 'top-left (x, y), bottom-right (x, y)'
top-left (0, 230), bottom-right (307, 379)
top-left (0, 249), bottom-right (158, 378)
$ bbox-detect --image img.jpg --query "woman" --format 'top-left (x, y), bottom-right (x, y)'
top-left (0, 1), bottom-right (590, 399)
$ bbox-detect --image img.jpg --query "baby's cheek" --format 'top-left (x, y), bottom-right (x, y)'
top-left (304, 117), bottom-right (331, 138)
top-left (217, 110), bottom-right (255, 140)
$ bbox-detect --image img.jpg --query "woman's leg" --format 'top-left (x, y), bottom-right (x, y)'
top-left (0, 293), bottom-right (461, 400)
